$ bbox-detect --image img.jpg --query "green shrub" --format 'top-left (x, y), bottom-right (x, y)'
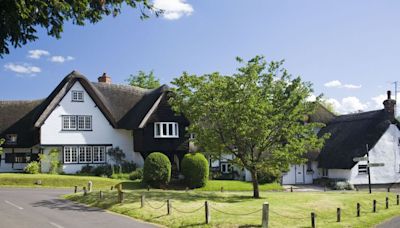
top-left (24, 161), bottom-right (40, 174)
top-left (129, 168), bottom-right (143, 180)
top-left (257, 167), bottom-right (282, 184)
top-left (181, 153), bottom-right (209, 188)
top-left (93, 165), bottom-right (113, 177)
top-left (39, 148), bottom-right (60, 174)
top-left (143, 152), bottom-right (171, 188)
top-left (78, 165), bottom-right (93, 175)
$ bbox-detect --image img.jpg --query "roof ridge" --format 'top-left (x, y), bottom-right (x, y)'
top-left (0, 99), bottom-right (45, 104)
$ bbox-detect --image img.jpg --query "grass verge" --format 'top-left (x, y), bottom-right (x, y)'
top-left (65, 189), bottom-right (400, 227)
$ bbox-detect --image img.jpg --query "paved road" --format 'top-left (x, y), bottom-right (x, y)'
top-left (0, 188), bottom-right (158, 228)
top-left (377, 216), bottom-right (400, 228)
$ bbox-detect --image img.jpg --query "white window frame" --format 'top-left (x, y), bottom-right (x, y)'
top-left (154, 122), bottom-right (179, 138)
top-left (93, 146), bottom-right (106, 163)
top-left (62, 115), bottom-right (92, 131)
top-left (71, 90), bottom-right (84, 102)
top-left (358, 164), bottom-right (368, 175)
top-left (64, 146), bottom-right (78, 164)
top-left (79, 146), bottom-right (92, 163)
top-left (322, 168), bottom-right (329, 177)
top-left (221, 163), bottom-right (232, 174)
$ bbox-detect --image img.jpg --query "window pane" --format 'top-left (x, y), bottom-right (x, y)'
top-left (85, 116), bottom-right (91, 130)
top-left (168, 123), bottom-right (173, 135)
top-left (155, 123), bottom-right (160, 136)
top-left (63, 116), bottom-right (69, 129)
top-left (79, 147), bottom-right (85, 162)
top-left (86, 147), bottom-right (92, 162)
top-left (99, 147), bottom-right (105, 162)
top-left (93, 147), bottom-right (99, 162)
top-left (78, 116), bottom-right (85, 129)
top-left (163, 124), bottom-right (167, 136)
top-left (174, 123), bottom-right (178, 136)
top-left (70, 116), bottom-right (76, 129)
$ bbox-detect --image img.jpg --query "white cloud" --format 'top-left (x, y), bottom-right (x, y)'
top-left (324, 80), bottom-right (361, 89)
top-left (325, 97), bottom-right (368, 114)
top-left (324, 80), bottom-right (342, 88)
top-left (50, 55), bottom-right (75, 63)
top-left (27, 49), bottom-right (50, 59)
top-left (4, 63), bottom-right (41, 76)
top-left (343, 84), bottom-right (362, 89)
top-left (153, 0), bottom-right (193, 20)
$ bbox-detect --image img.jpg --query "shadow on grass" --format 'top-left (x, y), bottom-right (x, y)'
top-left (238, 225), bottom-right (262, 228)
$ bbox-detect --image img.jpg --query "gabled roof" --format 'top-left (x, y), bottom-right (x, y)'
top-left (317, 109), bottom-right (397, 169)
top-left (0, 71), bottom-right (169, 147)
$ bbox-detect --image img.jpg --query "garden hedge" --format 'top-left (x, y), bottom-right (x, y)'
top-left (181, 152), bottom-right (209, 188)
top-left (143, 152), bottom-right (171, 188)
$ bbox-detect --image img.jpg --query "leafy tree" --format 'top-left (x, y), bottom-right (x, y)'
top-left (107, 147), bottom-right (126, 165)
top-left (39, 148), bottom-right (60, 174)
top-left (126, 70), bottom-right (161, 89)
top-left (169, 56), bottom-right (328, 198)
top-left (0, 0), bottom-right (161, 57)
top-left (0, 138), bottom-right (4, 155)
top-left (320, 99), bottom-right (337, 114)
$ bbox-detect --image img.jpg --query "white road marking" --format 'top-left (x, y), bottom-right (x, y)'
top-left (49, 222), bottom-right (64, 228)
top-left (4, 200), bottom-right (23, 210)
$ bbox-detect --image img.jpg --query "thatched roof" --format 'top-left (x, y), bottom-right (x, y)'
top-left (0, 71), bottom-right (167, 147)
top-left (317, 109), bottom-right (397, 169)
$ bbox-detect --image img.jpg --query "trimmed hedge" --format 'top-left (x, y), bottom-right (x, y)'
top-left (143, 152), bottom-right (171, 188)
top-left (181, 153), bottom-right (209, 188)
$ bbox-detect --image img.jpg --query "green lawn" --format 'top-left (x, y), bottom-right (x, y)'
top-left (65, 189), bottom-right (400, 227)
top-left (196, 180), bottom-right (283, 191)
top-left (0, 173), bottom-right (130, 189)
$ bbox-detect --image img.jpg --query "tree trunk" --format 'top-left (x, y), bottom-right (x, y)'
top-left (251, 171), bottom-right (260, 198)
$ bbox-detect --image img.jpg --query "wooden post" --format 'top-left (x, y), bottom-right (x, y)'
top-left (74, 185), bottom-right (78, 193)
top-left (221, 187), bottom-right (224, 193)
top-left (290, 186), bottom-right (293, 192)
top-left (357, 203), bottom-right (360, 217)
top-left (205, 201), bottom-right (210, 224)
top-left (141, 195), bottom-right (145, 208)
top-left (110, 186), bottom-right (114, 191)
top-left (387, 187), bottom-right (390, 193)
top-left (147, 185), bottom-right (150, 191)
top-left (336, 208), bottom-right (341, 222)
top-left (99, 191), bottom-right (103, 200)
top-left (88, 181), bottom-right (93, 192)
top-left (397, 195), bottom-right (399, 205)
top-left (167, 200), bottom-right (171, 215)
top-left (311, 212), bottom-right (316, 228)
top-left (386, 197), bottom-right (389, 209)
top-left (373, 200), bottom-right (376, 213)
top-left (118, 191), bottom-right (124, 203)
top-left (83, 187), bottom-right (87, 196)
top-left (262, 202), bottom-right (269, 228)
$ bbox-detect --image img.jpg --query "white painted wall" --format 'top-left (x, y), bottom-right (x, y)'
top-left (282, 162), bottom-right (318, 185)
top-left (40, 81), bottom-right (144, 173)
top-left (0, 147), bottom-right (40, 172)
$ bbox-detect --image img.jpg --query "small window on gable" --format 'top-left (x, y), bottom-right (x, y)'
top-left (154, 122), bottom-right (179, 138)
top-left (358, 164), bottom-right (368, 175)
top-left (6, 134), bottom-right (17, 145)
top-left (71, 91), bottom-right (84, 102)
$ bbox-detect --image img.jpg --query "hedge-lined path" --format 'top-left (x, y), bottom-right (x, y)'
top-left (0, 188), bottom-right (158, 228)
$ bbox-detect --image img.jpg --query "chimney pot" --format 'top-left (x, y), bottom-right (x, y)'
top-left (383, 90), bottom-right (396, 121)
top-left (388, 90), bottom-right (391, 100)
top-left (98, 72), bottom-right (111, 84)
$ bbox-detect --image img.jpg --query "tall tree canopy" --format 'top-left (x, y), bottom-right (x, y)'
top-left (0, 0), bottom-right (161, 57)
top-left (126, 70), bottom-right (161, 89)
top-left (170, 56), bottom-right (328, 198)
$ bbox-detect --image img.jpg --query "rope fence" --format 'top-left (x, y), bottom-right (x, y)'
top-left (74, 184), bottom-right (400, 228)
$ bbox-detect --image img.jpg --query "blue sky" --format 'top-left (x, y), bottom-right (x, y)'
top-left (1, 0), bottom-right (400, 114)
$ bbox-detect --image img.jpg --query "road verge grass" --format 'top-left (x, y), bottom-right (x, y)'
top-left (65, 190), bottom-right (400, 227)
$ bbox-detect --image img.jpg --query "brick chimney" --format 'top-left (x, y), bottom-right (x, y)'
top-left (383, 90), bottom-right (396, 121)
top-left (98, 72), bottom-right (111, 84)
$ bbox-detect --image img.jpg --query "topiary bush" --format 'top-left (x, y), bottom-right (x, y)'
top-left (181, 153), bottom-right (209, 188)
top-left (24, 161), bottom-right (40, 174)
top-left (143, 152), bottom-right (171, 188)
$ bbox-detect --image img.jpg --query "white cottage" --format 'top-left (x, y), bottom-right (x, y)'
top-left (0, 71), bottom-right (190, 173)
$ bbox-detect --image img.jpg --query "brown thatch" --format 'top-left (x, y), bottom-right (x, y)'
top-left (317, 110), bottom-right (398, 169)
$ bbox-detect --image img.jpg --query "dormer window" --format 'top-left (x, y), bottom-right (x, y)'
top-left (6, 134), bottom-right (17, 145)
top-left (71, 90), bottom-right (84, 102)
top-left (154, 122), bottom-right (179, 138)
